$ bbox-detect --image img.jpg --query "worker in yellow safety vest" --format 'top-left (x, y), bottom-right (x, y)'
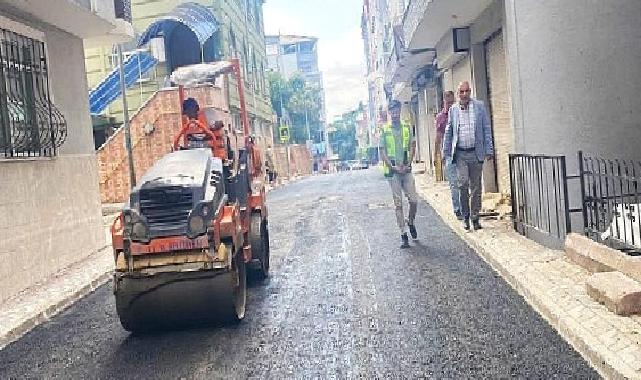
top-left (380, 100), bottom-right (418, 249)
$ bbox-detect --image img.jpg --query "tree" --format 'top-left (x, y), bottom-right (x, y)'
top-left (267, 72), bottom-right (324, 144)
top-left (329, 103), bottom-right (366, 162)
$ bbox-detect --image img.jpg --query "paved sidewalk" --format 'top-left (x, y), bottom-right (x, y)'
top-left (416, 175), bottom-right (641, 379)
top-left (0, 248), bottom-right (112, 350)
top-left (0, 214), bottom-right (116, 350)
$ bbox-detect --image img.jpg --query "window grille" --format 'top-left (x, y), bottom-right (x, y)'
top-left (0, 27), bottom-right (66, 158)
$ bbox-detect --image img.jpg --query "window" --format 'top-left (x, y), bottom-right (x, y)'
top-left (0, 27), bottom-right (66, 158)
top-left (108, 48), bottom-right (155, 84)
top-left (283, 44), bottom-right (297, 54)
top-left (254, 2), bottom-right (262, 33)
top-left (252, 52), bottom-right (258, 92)
top-left (243, 40), bottom-right (249, 77)
top-left (298, 61), bottom-right (314, 74)
top-left (229, 29), bottom-right (237, 57)
top-left (266, 43), bottom-right (278, 56)
top-left (298, 41), bottom-right (316, 53)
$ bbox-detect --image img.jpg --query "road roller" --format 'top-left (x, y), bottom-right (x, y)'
top-left (109, 59), bottom-right (270, 332)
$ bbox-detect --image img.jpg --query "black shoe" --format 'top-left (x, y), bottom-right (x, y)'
top-left (401, 233), bottom-right (410, 249)
top-left (472, 219), bottom-right (482, 230)
top-left (463, 219), bottom-right (470, 231)
top-left (454, 210), bottom-right (464, 221)
top-left (408, 223), bottom-right (418, 240)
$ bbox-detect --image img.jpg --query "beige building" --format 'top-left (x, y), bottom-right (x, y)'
top-left (0, 0), bottom-right (133, 304)
top-left (361, 0), bottom-right (408, 153)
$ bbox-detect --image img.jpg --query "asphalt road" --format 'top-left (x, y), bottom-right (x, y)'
top-left (0, 169), bottom-right (598, 379)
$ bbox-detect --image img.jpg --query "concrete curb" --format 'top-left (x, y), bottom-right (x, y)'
top-left (0, 246), bottom-right (113, 351)
top-left (416, 178), bottom-right (634, 380)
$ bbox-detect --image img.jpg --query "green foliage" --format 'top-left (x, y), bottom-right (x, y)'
top-left (267, 72), bottom-right (324, 144)
top-left (329, 102), bottom-right (366, 161)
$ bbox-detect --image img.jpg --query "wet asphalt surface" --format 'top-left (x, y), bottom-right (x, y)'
top-left (0, 169), bottom-right (598, 379)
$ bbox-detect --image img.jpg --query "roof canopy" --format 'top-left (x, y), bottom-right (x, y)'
top-left (137, 2), bottom-right (220, 47)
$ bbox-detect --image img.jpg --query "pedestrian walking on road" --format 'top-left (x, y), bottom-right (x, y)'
top-left (435, 90), bottom-right (462, 220)
top-left (443, 81), bottom-right (494, 231)
top-left (380, 100), bottom-right (418, 249)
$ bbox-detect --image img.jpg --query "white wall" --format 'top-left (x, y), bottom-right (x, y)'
top-left (505, 0), bottom-right (641, 166)
top-left (0, 12), bottom-right (105, 304)
top-left (48, 27), bottom-right (96, 155)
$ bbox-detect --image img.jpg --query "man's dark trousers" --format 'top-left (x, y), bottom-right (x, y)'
top-left (455, 149), bottom-right (483, 221)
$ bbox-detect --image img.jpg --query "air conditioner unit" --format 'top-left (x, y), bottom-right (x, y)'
top-left (453, 27), bottom-right (470, 52)
top-left (435, 27), bottom-right (471, 70)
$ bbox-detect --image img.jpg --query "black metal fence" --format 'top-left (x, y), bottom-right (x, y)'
top-left (509, 151), bottom-right (641, 256)
top-left (0, 27), bottom-right (67, 158)
top-left (579, 151), bottom-right (641, 256)
top-left (509, 154), bottom-right (576, 248)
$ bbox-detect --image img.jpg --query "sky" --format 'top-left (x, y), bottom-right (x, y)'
top-left (262, 0), bottom-right (368, 121)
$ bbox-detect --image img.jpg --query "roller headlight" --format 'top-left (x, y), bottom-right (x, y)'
top-left (189, 215), bottom-right (205, 234)
top-left (122, 209), bottom-right (149, 242)
top-left (132, 222), bottom-right (148, 240)
top-left (187, 201), bottom-right (217, 238)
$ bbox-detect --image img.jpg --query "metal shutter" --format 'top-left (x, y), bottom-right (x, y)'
top-left (485, 30), bottom-right (513, 195)
top-left (451, 55), bottom-right (471, 89)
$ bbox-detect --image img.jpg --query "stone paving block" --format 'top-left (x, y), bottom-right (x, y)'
top-left (586, 272), bottom-right (641, 316)
top-left (565, 233), bottom-right (615, 273)
top-left (566, 233), bottom-right (641, 283)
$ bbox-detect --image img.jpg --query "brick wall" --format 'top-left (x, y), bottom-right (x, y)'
top-left (270, 144), bottom-right (312, 178)
top-left (97, 85), bottom-right (230, 203)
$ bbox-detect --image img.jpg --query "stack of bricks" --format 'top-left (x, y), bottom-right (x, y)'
top-left (96, 85), bottom-right (229, 203)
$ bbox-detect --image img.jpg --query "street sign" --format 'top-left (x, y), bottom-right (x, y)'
top-left (279, 124), bottom-right (289, 143)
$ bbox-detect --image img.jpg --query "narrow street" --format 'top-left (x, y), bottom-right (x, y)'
top-left (0, 170), bottom-right (597, 379)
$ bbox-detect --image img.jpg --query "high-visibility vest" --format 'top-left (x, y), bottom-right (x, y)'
top-left (382, 122), bottom-right (411, 177)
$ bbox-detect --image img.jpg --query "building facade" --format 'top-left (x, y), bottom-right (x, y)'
top-left (265, 33), bottom-right (329, 171)
top-left (266, 35), bottom-right (321, 86)
top-left (85, 0), bottom-right (274, 152)
top-left (361, 0), bottom-right (409, 155)
top-left (0, 0), bottom-right (132, 303)
top-left (380, 0), bottom-right (641, 227)
top-left (265, 34), bottom-right (326, 123)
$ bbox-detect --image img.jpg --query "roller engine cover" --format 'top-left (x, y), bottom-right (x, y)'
top-left (124, 148), bottom-right (224, 241)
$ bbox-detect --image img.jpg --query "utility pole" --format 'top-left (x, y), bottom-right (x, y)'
top-left (286, 130), bottom-right (291, 179)
top-left (117, 44), bottom-right (136, 188)
top-left (275, 31), bottom-right (290, 179)
top-left (305, 106), bottom-right (311, 141)
top-left (304, 105), bottom-right (313, 173)
top-left (278, 81), bottom-right (290, 179)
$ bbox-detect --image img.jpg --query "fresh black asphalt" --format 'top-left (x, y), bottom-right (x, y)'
top-left (0, 169), bottom-right (598, 379)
